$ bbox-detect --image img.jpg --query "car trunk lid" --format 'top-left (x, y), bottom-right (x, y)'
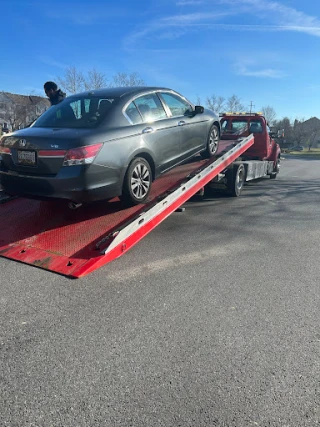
top-left (0, 127), bottom-right (94, 176)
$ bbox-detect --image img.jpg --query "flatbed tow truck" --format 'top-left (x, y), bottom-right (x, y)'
top-left (0, 113), bottom-right (280, 278)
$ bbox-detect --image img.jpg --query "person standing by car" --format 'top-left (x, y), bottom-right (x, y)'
top-left (44, 81), bottom-right (66, 106)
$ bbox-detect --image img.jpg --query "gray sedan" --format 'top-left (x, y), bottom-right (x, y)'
top-left (0, 86), bottom-right (220, 206)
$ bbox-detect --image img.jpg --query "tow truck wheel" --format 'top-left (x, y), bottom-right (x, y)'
top-left (201, 124), bottom-right (220, 158)
top-left (121, 157), bottom-right (152, 205)
top-left (270, 157), bottom-right (280, 179)
top-left (227, 164), bottom-right (245, 197)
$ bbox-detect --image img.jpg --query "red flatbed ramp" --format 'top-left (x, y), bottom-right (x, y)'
top-left (0, 137), bottom-right (254, 277)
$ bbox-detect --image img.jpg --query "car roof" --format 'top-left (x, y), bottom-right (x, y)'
top-left (69, 86), bottom-right (174, 99)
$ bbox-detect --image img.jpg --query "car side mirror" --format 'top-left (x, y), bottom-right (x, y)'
top-left (194, 105), bottom-right (204, 114)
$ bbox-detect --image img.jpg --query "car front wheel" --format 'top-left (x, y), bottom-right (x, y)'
top-left (201, 124), bottom-right (220, 158)
top-left (121, 157), bottom-right (152, 205)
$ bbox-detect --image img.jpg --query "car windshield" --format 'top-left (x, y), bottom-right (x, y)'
top-left (32, 95), bottom-right (118, 128)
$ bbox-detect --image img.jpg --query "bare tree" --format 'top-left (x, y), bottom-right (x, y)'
top-left (206, 94), bottom-right (217, 111)
top-left (206, 95), bottom-right (225, 114)
top-left (307, 130), bottom-right (320, 150)
top-left (272, 117), bottom-right (320, 149)
top-left (273, 117), bottom-right (292, 139)
top-left (225, 95), bottom-right (244, 113)
top-left (111, 72), bottom-right (145, 87)
top-left (292, 119), bottom-right (307, 146)
top-left (7, 104), bottom-right (27, 131)
top-left (57, 67), bottom-right (145, 94)
top-left (195, 95), bottom-right (202, 106)
top-left (84, 68), bottom-right (108, 90)
top-left (216, 96), bottom-right (226, 114)
top-left (57, 66), bottom-right (86, 94)
top-left (261, 105), bottom-right (277, 126)
top-left (272, 117), bottom-right (294, 147)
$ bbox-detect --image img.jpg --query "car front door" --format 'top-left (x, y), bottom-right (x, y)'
top-left (159, 91), bottom-right (207, 159)
top-left (127, 93), bottom-right (182, 174)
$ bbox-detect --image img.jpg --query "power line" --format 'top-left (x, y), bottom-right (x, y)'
top-left (249, 101), bottom-right (255, 114)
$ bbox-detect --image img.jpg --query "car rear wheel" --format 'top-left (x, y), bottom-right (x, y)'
top-left (121, 157), bottom-right (152, 205)
top-left (201, 124), bottom-right (220, 158)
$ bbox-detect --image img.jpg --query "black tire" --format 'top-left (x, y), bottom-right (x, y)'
top-left (121, 157), bottom-right (152, 205)
top-left (226, 164), bottom-right (245, 197)
top-left (270, 157), bottom-right (280, 179)
top-left (200, 124), bottom-right (220, 158)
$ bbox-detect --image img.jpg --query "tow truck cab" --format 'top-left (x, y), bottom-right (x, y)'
top-left (220, 112), bottom-right (281, 164)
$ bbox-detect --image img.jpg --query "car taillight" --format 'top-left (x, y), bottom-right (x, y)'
top-left (63, 143), bottom-right (103, 166)
top-left (0, 146), bottom-right (11, 154)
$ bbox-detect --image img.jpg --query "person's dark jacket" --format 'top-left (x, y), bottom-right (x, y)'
top-left (49, 89), bottom-right (66, 106)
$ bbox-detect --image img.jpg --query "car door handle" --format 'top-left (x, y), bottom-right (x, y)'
top-left (178, 121), bottom-right (186, 126)
top-left (142, 127), bottom-right (154, 134)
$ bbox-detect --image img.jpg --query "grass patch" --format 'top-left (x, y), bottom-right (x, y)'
top-left (284, 148), bottom-right (320, 156)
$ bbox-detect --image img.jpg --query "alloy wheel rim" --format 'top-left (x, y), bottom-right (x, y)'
top-left (209, 128), bottom-right (218, 154)
top-left (130, 163), bottom-right (151, 199)
top-left (236, 169), bottom-right (244, 190)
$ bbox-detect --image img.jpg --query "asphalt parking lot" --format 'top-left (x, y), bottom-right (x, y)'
top-left (1, 156), bottom-right (320, 426)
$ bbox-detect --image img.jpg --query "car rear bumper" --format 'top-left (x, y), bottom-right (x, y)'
top-left (0, 164), bottom-right (124, 203)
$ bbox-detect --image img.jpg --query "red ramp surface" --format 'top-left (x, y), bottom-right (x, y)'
top-left (0, 159), bottom-right (209, 277)
top-left (0, 138), bottom-right (253, 277)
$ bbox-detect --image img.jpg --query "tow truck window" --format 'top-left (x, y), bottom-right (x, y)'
top-left (249, 120), bottom-right (263, 133)
top-left (231, 120), bottom-right (248, 133)
top-left (221, 119), bottom-right (248, 134)
top-left (221, 119), bottom-right (229, 131)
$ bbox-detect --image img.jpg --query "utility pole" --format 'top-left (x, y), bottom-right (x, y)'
top-left (249, 101), bottom-right (255, 114)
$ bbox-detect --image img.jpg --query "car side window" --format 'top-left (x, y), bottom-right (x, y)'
top-left (160, 92), bottom-right (193, 117)
top-left (134, 94), bottom-right (167, 123)
top-left (124, 102), bottom-right (143, 125)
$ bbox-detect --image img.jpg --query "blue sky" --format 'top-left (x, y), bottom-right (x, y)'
top-left (1, 0), bottom-right (320, 121)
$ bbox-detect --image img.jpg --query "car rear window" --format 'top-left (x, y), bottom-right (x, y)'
top-left (33, 96), bottom-right (118, 128)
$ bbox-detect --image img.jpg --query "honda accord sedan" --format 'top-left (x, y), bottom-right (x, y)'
top-left (0, 86), bottom-right (220, 206)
